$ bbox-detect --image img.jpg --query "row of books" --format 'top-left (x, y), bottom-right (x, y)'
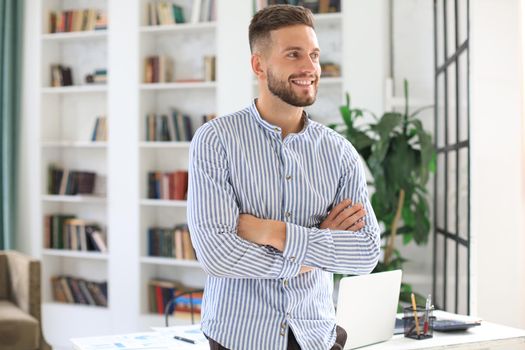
top-left (48, 9), bottom-right (107, 33)
top-left (147, 170), bottom-right (188, 200)
top-left (44, 215), bottom-right (107, 252)
top-left (321, 62), bottom-right (341, 77)
top-left (146, 112), bottom-right (193, 142)
top-left (143, 55), bottom-right (216, 83)
top-left (258, 0), bottom-right (341, 13)
top-left (85, 69), bottom-right (107, 84)
top-left (147, 2), bottom-right (185, 26)
top-left (148, 279), bottom-right (203, 315)
top-left (144, 55), bottom-right (173, 83)
top-left (91, 116), bottom-right (108, 142)
top-left (52, 275), bottom-right (108, 307)
top-left (48, 166), bottom-right (97, 195)
top-left (148, 225), bottom-right (196, 260)
top-left (191, 0), bottom-right (217, 23)
top-left (51, 64), bottom-right (73, 87)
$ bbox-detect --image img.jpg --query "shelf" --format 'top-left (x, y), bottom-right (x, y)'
top-left (41, 141), bottom-right (107, 148)
top-left (42, 30), bottom-right (108, 42)
top-left (43, 249), bottom-right (108, 260)
top-left (140, 81), bottom-right (216, 91)
top-left (140, 141), bottom-right (190, 149)
top-left (313, 12), bottom-right (343, 24)
top-left (319, 76), bottom-right (343, 85)
top-left (140, 256), bottom-right (201, 268)
top-left (42, 195), bottom-right (106, 204)
top-left (41, 85), bottom-right (107, 94)
top-left (252, 76), bottom-right (342, 86)
top-left (43, 302), bottom-right (109, 312)
top-left (140, 199), bottom-right (187, 207)
top-left (139, 21), bottom-right (216, 34)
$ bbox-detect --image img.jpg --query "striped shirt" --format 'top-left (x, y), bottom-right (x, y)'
top-left (187, 100), bottom-right (380, 350)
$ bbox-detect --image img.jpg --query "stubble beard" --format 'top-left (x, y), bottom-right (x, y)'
top-left (266, 68), bottom-right (318, 107)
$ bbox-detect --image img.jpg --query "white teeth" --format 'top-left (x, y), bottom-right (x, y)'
top-left (292, 80), bottom-right (312, 86)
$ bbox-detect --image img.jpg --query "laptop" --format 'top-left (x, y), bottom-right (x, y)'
top-left (335, 270), bottom-right (402, 349)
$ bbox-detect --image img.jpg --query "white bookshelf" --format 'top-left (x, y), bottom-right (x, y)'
top-left (42, 30), bottom-right (108, 41)
top-left (31, 0), bottom-right (388, 347)
top-left (41, 85), bottom-right (107, 94)
top-left (140, 256), bottom-right (202, 268)
top-left (41, 194), bottom-right (106, 203)
top-left (139, 141), bottom-right (191, 149)
top-left (136, 0), bottom-right (216, 322)
top-left (139, 21), bottom-right (216, 34)
top-left (43, 249), bottom-right (109, 260)
top-left (38, 0), bottom-right (110, 346)
top-left (140, 199), bottom-right (187, 207)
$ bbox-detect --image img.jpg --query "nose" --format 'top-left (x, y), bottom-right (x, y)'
top-left (300, 55), bottom-right (319, 75)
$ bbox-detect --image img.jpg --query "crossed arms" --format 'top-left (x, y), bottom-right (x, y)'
top-left (187, 124), bottom-right (380, 280)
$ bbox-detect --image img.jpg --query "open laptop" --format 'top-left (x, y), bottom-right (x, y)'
top-left (335, 270), bottom-right (402, 349)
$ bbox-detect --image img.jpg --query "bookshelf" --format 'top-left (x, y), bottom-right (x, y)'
top-left (137, 0), bottom-right (216, 328)
top-left (38, 0), bottom-right (110, 345)
top-left (31, 0), bottom-right (388, 347)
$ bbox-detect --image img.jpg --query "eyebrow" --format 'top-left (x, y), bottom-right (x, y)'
top-left (282, 46), bottom-right (321, 53)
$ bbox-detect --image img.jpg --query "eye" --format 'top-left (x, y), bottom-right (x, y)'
top-left (310, 52), bottom-right (320, 60)
top-left (287, 51), bottom-right (299, 58)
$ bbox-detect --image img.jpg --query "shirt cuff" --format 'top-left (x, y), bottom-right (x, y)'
top-left (282, 223), bottom-right (309, 267)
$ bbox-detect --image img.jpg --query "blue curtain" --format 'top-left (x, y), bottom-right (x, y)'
top-left (0, 0), bottom-right (23, 249)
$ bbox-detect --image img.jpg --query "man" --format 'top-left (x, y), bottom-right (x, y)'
top-left (188, 5), bottom-right (380, 350)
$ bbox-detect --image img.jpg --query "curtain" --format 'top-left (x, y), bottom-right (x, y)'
top-left (0, 0), bottom-right (23, 249)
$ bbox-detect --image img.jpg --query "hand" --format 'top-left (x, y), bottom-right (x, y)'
top-left (300, 266), bottom-right (314, 274)
top-left (320, 199), bottom-right (366, 231)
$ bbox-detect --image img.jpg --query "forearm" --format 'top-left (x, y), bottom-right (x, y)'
top-left (245, 216), bottom-right (380, 275)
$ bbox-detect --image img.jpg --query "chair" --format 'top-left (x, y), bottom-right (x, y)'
top-left (0, 251), bottom-right (51, 350)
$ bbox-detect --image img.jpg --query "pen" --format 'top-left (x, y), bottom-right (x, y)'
top-left (174, 335), bottom-right (196, 344)
top-left (423, 294), bottom-right (431, 334)
top-left (411, 293), bottom-right (421, 337)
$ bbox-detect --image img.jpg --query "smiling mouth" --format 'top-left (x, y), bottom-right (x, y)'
top-left (290, 78), bottom-right (316, 87)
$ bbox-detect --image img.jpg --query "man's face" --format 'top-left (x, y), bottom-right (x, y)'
top-left (261, 25), bottom-right (321, 107)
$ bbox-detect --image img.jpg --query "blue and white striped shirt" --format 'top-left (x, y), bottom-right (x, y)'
top-left (188, 101), bottom-right (380, 350)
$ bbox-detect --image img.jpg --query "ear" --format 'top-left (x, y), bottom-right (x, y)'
top-left (251, 53), bottom-right (266, 80)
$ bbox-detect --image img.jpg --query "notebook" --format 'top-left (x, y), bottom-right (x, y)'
top-left (335, 270), bottom-right (403, 349)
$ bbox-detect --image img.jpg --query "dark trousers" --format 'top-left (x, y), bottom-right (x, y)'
top-left (207, 325), bottom-right (347, 350)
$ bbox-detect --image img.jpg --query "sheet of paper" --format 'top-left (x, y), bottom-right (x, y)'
top-left (151, 324), bottom-right (207, 344)
top-left (72, 332), bottom-right (174, 350)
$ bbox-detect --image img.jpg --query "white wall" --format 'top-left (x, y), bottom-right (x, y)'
top-left (390, 0), bottom-right (434, 297)
top-left (470, 0), bottom-right (525, 328)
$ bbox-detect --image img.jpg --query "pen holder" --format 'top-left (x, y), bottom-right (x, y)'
top-left (403, 306), bottom-right (435, 340)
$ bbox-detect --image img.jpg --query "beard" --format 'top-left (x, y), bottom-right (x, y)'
top-left (266, 68), bottom-right (318, 107)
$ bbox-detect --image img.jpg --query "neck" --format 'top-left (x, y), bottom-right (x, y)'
top-left (255, 89), bottom-right (304, 139)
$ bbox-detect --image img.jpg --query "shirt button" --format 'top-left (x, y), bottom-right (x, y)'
top-left (285, 212), bottom-right (291, 218)
top-left (286, 175), bottom-right (292, 180)
top-left (290, 256), bottom-right (296, 262)
top-left (283, 280), bottom-right (288, 287)
top-left (274, 127), bottom-right (279, 132)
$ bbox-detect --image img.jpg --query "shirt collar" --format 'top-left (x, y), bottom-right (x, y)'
top-left (249, 99), bottom-right (311, 138)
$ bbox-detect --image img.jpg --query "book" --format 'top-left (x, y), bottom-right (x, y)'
top-left (191, 0), bottom-right (202, 23)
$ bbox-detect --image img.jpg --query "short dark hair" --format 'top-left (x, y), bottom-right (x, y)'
top-left (249, 5), bottom-right (315, 53)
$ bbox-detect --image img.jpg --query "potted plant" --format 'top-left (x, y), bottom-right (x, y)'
top-left (329, 80), bottom-right (436, 306)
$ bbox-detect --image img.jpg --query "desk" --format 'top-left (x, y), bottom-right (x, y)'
top-left (363, 311), bottom-right (525, 350)
top-left (71, 311), bottom-right (525, 350)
